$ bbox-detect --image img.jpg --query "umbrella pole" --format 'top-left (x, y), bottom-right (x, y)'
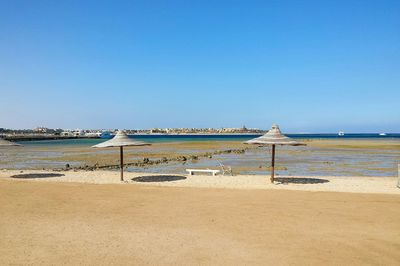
top-left (271, 144), bottom-right (275, 183)
top-left (120, 146), bottom-right (124, 182)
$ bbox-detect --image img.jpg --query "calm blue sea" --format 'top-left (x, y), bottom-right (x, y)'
top-left (16, 133), bottom-right (400, 147)
top-left (132, 133), bottom-right (400, 141)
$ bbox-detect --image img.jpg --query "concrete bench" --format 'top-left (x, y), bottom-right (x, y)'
top-left (186, 169), bottom-right (220, 176)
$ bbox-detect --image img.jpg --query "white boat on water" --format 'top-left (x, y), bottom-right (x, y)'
top-left (379, 133), bottom-right (387, 136)
top-left (338, 131), bottom-right (345, 136)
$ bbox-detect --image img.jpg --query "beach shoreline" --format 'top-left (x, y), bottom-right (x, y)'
top-left (1, 138), bottom-right (399, 178)
top-left (1, 169), bottom-right (399, 195)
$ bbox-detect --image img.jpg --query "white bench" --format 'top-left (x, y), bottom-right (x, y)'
top-left (186, 169), bottom-right (220, 176)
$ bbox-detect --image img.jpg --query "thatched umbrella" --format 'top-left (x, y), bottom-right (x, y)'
top-left (92, 130), bottom-right (150, 181)
top-left (244, 124), bottom-right (305, 183)
top-left (0, 138), bottom-right (22, 146)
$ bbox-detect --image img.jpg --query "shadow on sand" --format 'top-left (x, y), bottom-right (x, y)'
top-left (10, 173), bottom-right (65, 179)
top-left (132, 175), bottom-right (186, 183)
top-left (275, 177), bottom-right (329, 185)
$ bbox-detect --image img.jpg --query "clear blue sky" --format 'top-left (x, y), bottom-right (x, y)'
top-left (0, 0), bottom-right (399, 132)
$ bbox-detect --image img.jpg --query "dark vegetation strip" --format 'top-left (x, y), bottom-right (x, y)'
top-left (57, 147), bottom-right (255, 171)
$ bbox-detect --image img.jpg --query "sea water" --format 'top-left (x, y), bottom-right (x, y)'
top-left (15, 133), bottom-right (400, 147)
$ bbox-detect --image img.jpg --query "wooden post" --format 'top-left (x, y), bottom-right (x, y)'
top-left (120, 146), bottom-right (124, 182)
top-left (397, 164), bottom-right (400, 188)
top-left (271, 144), bottom-right (276, 183)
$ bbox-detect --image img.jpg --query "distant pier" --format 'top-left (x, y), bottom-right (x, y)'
top-left (3, 135), bottom-right (100, 142)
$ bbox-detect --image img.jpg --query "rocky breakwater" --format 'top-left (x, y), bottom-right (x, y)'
top-left (58, 147), bottom-right (250, 172)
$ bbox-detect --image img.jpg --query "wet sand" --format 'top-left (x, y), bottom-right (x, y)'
top-left (1, 179), bottom-right (399, 265)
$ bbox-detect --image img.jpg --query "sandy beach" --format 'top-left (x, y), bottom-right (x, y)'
top-left (1, 169), bottom-right (400, 195)
top-left (1, 139), bottom-right (399, 265)
top-left (1, 175), bottom-right (400, 265)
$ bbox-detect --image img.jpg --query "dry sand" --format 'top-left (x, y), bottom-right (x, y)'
top-left (1, 169), bottom-right (399, 195)
top-left (0, 177), bottom-right (399, 265)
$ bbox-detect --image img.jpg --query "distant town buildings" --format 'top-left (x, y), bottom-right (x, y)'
top-left (33, 127), bottom-right (49, 133)
top-left (1, 126), bottom-right (264, 139)
top-left (151, 125), bottom-right (262, 134)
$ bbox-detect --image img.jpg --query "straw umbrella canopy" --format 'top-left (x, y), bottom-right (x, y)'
top-left (92, 130), bottom-right (150, 181)
top-left (244, 124), bottom-right (305, 183)
top-left (0, 138), bottom-right (22, 146)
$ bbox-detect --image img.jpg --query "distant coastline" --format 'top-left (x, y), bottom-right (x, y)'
top-left (4, 132), bottom-right (400, 142)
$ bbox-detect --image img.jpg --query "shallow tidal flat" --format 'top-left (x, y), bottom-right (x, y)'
top-left (1, 139), bottom-right (399, 177)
